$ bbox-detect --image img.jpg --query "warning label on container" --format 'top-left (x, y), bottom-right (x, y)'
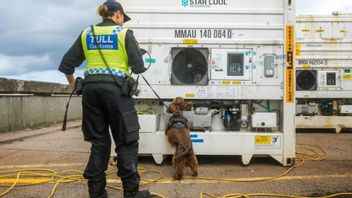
top-left (286, 25), bottom-right (295, 104)
top-left (255, 135), bottom-right (281, 149)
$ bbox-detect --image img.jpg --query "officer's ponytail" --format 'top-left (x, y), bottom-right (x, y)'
top-left (97, 4), bottom-right (115, 19)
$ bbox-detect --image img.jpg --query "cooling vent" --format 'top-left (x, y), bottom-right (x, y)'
top-left (171, 48), bottom-right (209, 85)
top-left (296, 70), bottom-right (317, 91)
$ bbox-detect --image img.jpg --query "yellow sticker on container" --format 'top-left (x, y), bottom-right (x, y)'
top-left (302, 65), bottom-right (311, 69)
top-left (183, 39), bottom-right (198, 45)
top-left (286, 25), bottom-right (295, 58)
top-left (343, 74), bottom-right (352, 80)
top-left (222, 81), bottom-right (231, 85)
top-left (232, 81), bottom-right (241, 85)
top-left (255, 136), bottom-right (272, 145)
top-left (286, 69), bottom-right (295, 103)
top-left (296, 43), bottom-right (301, 56)
top-left (185, 93), bottom-right (195, 98)
top-left (316, 29), bottom-right (325, 33)
top-left (340, 29), bottom-right (349, 33)
top-left (301, 29), bottom-right (310, 32)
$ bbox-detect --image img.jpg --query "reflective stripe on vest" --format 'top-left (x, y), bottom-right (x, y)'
top-left (81, 26), bottom-right (129, 77)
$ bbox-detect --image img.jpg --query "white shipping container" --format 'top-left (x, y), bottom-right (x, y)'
top-left (295, 14), bottom-right (352, 132)
top-left (296, 13), bottom-right (352, 98)
top-left (115, 0), bottom-right (296, 166)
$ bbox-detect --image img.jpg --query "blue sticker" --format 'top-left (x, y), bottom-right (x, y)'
top-left (190, 134), bottom-right (203, 143)
top-left (86, 34), bottom-right (118, 50)
top-left (277, 54), bottom-right (286, 59)
top-left (191, 139), bottom-right (204, 143)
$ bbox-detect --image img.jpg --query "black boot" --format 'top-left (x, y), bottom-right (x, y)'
top-left (124, 190), bottom-right (151, 198)
top-left (88, 180), bottom-right (108, 198)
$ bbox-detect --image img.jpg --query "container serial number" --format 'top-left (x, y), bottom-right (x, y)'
top-left (174, 29), bottom-right (233, 39)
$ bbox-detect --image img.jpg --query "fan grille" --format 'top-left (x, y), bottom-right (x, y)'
top-left (172, 48), bottom-right (208, 85)
top-left (296, 70), bottom-right (317, 90)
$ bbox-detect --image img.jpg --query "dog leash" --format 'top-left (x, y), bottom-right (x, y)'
top-left (62, 88), bottom-right (76, 131)
top-left (140, 74), bottom-right (170, 111)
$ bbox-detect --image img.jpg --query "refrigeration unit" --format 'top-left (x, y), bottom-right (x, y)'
top-left (118, 0), bottom-right (296, 166)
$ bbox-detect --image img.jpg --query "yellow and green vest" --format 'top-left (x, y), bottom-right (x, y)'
top-left (81, 26), bottom-right (129, 77)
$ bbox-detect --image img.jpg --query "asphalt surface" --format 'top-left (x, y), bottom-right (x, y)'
top-left (0, 122), bottom-right (351, 198)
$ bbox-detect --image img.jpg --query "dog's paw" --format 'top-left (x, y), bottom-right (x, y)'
top-left (192, 172), bottom-right (198, 177)
top-left (174, 175), bottom-right (182, 180)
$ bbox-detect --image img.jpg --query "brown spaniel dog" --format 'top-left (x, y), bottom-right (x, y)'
top-left (165, 97), bottom-right (198, 180)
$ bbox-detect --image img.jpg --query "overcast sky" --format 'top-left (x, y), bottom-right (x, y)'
top-left (0, 0), bottom-right (351, 84)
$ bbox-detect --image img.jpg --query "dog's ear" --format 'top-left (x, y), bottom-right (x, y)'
top-left (171, 97), bottom-right (177, 104)
top-left (181, 102), bottom-right (192, 111)
top-left (168, 103), bottom-right (177, 113)
top-left (168, 98), bottom-right (177, 113)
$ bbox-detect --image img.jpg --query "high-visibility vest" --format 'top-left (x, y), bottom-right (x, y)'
top-left (81, 25), bottom-right (129, 77)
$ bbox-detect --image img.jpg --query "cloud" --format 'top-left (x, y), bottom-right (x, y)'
top-left (2, 69), bottom-right (85, 84)
top-left (2, 70), bottom-right (68, 84)
top-left (0, 0), bottom-right (99, 83)
top-left (297, 0), bottom-right (352, 15)
top-left (0, 0), bottom-right (100, 56)
top-left (0, 0), bottom-right (351, 84)
top-left (0, 53), bottom-right (51, 75)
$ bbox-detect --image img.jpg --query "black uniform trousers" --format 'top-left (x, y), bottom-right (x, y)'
top-left (82, 82), bottom-right (141, 198)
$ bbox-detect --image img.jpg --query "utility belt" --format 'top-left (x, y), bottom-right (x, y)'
top-left (76, 74), bottom-right (140, 97)
top-left (62, 74), bottom-right (139, 131)
top-left (84, 74), bottom-right (123, 85)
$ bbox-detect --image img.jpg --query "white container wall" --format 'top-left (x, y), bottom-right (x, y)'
top-left (114, 0), bottom-right (296, 166)
top-left (296, 13), bottom-right (352, 98)
top-left (295, 13), bottom-right (352, 132)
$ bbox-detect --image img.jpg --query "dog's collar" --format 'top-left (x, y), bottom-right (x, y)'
top-left (171, 121), bottom-right (187, 129)
top-left (169, 116), bottom-right (188, 129)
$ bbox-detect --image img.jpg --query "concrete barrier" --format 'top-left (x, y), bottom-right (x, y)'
top-left (0, 96), bottom-right (82, 133)
top-left (0, 78), bottom-right (82, 133)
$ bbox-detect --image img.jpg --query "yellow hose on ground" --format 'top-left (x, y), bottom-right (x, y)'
top-left (0, 144), bottom-right (350, 198)
top-left (200, 192), bottom-right (352, 198)
top-left (0, 172), bottom-right (20, 197)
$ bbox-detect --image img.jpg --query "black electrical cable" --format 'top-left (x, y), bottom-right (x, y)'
top-left (137, 48), bottom-right (170, 111)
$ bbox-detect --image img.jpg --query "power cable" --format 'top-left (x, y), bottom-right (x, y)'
top-left (0, 144), bottom-right (351, 198)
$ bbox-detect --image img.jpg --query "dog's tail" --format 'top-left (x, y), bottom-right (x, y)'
top-left (175, 144), bottom-right (192, 160)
